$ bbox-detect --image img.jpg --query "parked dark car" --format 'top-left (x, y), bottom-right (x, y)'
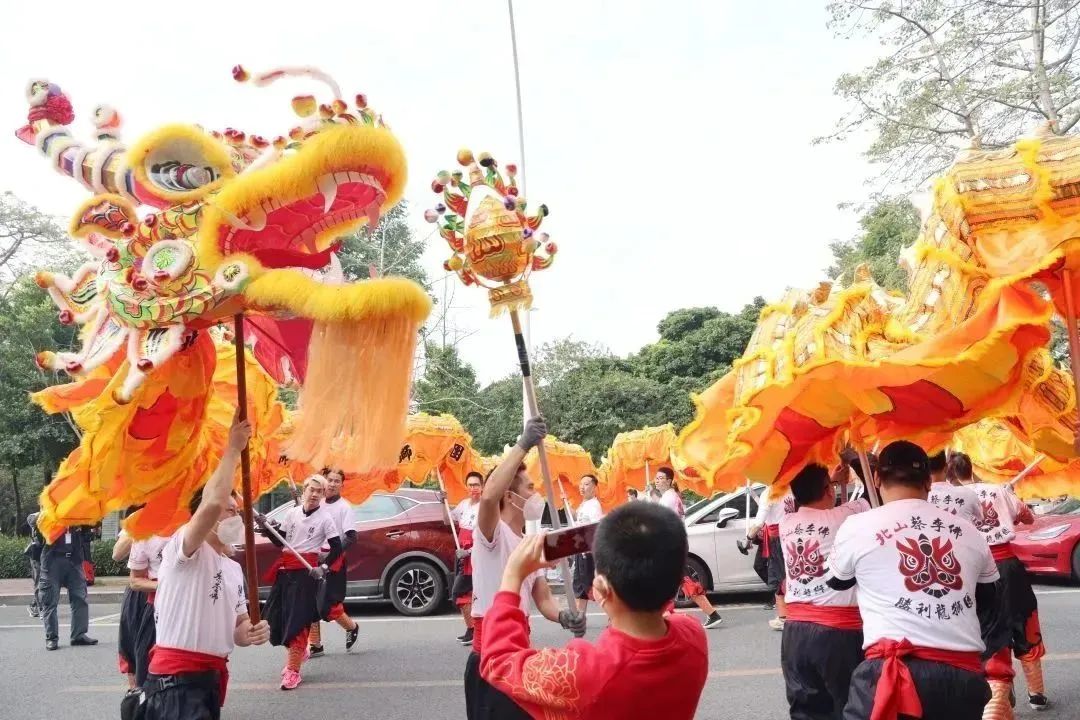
top-left (235, 488), bottom-right (456, 616)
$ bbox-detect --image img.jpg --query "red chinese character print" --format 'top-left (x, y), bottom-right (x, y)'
top-left (895, 534), bottom-right (964, 599)
top-left (977, 501), bottom-right (999, 532)
top-left (785, 537), bottom-right (826, 585)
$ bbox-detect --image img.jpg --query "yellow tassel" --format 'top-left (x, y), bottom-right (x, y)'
top-left (286, 316), bottom-right (420, 473)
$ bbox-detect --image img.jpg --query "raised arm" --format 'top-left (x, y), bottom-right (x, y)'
top-left (112, 533), bottom-right (133, 562)
top-left (183, 418), bottom-right (251, 557)
top-left (477, 416), bottom-right (547, 542)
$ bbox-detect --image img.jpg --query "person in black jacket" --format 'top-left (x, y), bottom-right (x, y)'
top-left (39, 523), bottom-right (97, 650)
top-left (23, 512), bottom-right (43, 618)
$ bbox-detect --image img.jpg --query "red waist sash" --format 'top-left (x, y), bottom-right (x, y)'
top-left (148, 645), bottom-right (230, 706)
top-left (763, 524), bottom-right (780, 558)
top-left (786, 602), bottom-right (862, 631)
top-left (262, 551), bottom-right (320, 584)
top-left (328, 554), bottom-right (345, 573)
top-left (863, 639), bottom-right (983, 720)
top-left (990, 543), bottom-right (1016, 562)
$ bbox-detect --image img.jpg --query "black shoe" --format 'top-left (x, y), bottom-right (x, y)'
top-left (1029, 693), bottom-right (1049, 711)
top-left (308, 644), bottom-right (324, 658)
top-left (45, 639), bottom-right (58, 651)
top-left (345, 626), bottom-right (359, 653)
top-left (70, 636), bottom-right (98, 646)
top-left (459, 627), bottom-right (474, 647)
top-left (703, 612), bottom-right (724, 629)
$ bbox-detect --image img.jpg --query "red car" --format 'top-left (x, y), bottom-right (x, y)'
top-left (1012, 497), bottom-right (1080, 581)
top-left (235, 489), bottom-right (457, 616)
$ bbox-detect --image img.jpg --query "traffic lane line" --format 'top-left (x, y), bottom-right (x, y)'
top-left (57, 652), bottom-right (1080, 693)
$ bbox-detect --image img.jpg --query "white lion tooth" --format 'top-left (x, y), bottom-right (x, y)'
top-left (335, 171), bottom-right (350, 183)
top-left (317, 174), bottom-right (339, 214)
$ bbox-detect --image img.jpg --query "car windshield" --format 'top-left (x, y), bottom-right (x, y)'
top-left (1047, 497), bottom-right (1080, 515)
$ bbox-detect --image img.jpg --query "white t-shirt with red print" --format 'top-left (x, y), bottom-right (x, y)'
top-left (471, 520), bottom-right (542, 619)
top-left (452, 498), bottom-right (480, 531)
top-left (968, 483), bottom-right (1026, 546)
top-left (829, 498), bottom-right (999, 652)
top-left (154, 528), bottom-right (247, 658)
top-left (278, 504), bottom-right (339, 554)
top-left (781, 499), bottom-right (869, 606)
top-left (320, 496), bottom-right (354, 540)
top-left (128, 535), bottom-right (171, 579)
top-left (758, 490), bottom-right (795, 526)
top-left (927, 482), bottom-right (982, 526)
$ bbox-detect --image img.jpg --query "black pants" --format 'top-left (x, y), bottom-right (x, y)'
top-left (767, 536), bottom-right (785, 595)
top-left (141, 673), bottom-right (221, 720)
top-left (464, 651), bottom-right (530, 720)
top-left (782, 621), bottom-right (864, 720)
top-left (843, 657), bottom-right (990, 720)
top-left (39, 553), bottom-right (88, 641)
top-left (571, 553), bottom-right (595, 600)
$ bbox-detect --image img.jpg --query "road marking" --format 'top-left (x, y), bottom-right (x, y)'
top-left (56, 652), bottom-right (1080, 695)
top-left (91, 612), bottom-right (121, 623)
top-left (1034, 588), bottom-right (1080, 596)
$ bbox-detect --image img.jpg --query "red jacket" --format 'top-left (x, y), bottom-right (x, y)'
top-left (481, 590), bottom-right (709, 720)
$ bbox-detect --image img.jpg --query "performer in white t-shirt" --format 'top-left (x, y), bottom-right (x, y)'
top-left (927, 450), bottom-right (982, 525)
top-left (141, 418), bottom-right (270, 720)
top-left (950, 452), bottom-right (1047, 713)
top-left (827, 441), bottom-right (999, 720)
top-left (571, 474), bottom-right (604, 613)
top-left (464, 417), bottom-right (586, 720)
top-left (123, 531), bottom-right (171, 688)
top-left (451, 471), bottom-right (484, 646)
top-left (656, 467), bottom-right (723, 629)
top-left (750, 484), bottom-right (796, 630)
top-left (306, 468), bottom-right (359, 659)
top-left (779, 463), bottom-right (869, 720)
top-left (259, 475), bottom-right (342, 691)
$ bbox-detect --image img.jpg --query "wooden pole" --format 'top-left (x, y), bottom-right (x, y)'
top-left (233, 314), bottom-right (261, 623)
top-left (644, 460), bottom-right (651, 495)
top-left (1062, 269), bottom-right (1080, 455)
top-left (557, 476), bottom-right (577, 526)
top-left (434, 469), bottom-right (462, 552)
top-left (853, 439), bottom-right (881, 508)
top-left (509, 309), bottom-right (574, 606)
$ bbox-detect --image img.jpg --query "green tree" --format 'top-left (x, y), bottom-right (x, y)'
top-left (0, 278), bottom-right (80, 531)
top-left (413, 341), bottom-right (482, 420)
top-left (337, 200), bottom-right (430, 287)
top-left (823, 1), bottom-right (1080, 190)
top-left (827, 198), bottom-right (921, 290)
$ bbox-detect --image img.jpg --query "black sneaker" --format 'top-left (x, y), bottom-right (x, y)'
top-left (27, 604), bottom-right (39, 618)
top-left (1029, 693), bottom-right (1049, 711)
top-left (45, 639), bottom-right (58, 651)
top-left (308, 644), bottom-right (324, 658)
top-left (345, 626), bottom-right (359, 653)
top-left (70, 636), bottom-right (98, 646)
top-left (459, 627), bottom-right (475, 646)
top-left (703, 612), bottom-right (723, 629)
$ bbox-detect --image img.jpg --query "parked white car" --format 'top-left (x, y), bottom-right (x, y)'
top-left (680, 483), bottom-right (770, 604)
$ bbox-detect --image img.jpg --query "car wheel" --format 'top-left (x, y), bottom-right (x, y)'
top-left (675, 556), bottom-right (710, 609)
top-left (1072, 542), bottom-right (1080, 583)
top-left (388, 560), bottom-right (446, 617)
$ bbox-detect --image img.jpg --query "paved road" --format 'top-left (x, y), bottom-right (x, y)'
top-left (2, 583), bottom-right (1078, 719)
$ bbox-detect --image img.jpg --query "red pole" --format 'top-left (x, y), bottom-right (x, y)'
top-left (233, 314), bottom-right (261, 623)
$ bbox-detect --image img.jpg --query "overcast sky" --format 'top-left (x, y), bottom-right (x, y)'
top-left (1, 1), bottom-right (880, 383)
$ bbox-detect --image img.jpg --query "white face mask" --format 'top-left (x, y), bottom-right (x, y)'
top-left (216, 515), bottom-right (244, 546)
top-left (511, 491), bottom-right (546, 522)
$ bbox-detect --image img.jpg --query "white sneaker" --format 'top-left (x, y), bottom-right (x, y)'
top-left (768, 617), bottom-right (785, 631)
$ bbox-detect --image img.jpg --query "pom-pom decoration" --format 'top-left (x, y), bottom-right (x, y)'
top-left (430, 148), bottom-right (556, 316)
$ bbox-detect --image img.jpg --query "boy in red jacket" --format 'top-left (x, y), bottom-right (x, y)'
top-left (481, 501), bottom-right (709, 720)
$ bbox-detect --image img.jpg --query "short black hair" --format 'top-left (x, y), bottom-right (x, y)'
top-left (626, 488), bottom-right (639, 498)
top-left (657, 466), bottom-right (675, 481)
top-left (842, 448), bottom-right (878, 483)
top-left (465, 471), bottom-right (484, 485)
top-left (947, 452), bottom-right (973, 481)
top-left (928, 451), bottom-right (947, 473)
top-left (790, 463), bottom-right (830, 506)
top-left (581, 474), bottom-right (598, 486)
top-left (593, 502), bottom-right (687, 612)
top-left (878, 441), bottom-right (930, 489)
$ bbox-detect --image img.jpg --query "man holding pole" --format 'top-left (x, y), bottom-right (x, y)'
top-left (140, 417), bottom-right (270, 720)
top-left (465, 416), bottom-right (586, 720)
top-left (308, 468), bottom-right (360, 658)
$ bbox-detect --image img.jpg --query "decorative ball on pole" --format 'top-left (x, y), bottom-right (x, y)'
top-left (427, 149), bottom-right (556, 317)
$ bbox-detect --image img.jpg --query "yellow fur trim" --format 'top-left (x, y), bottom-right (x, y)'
top-left (126, 124), bottom-right (236, 204)
top-left (199, 123), bottom-right (407, 269)
top-left (245, 271), bottom-right (431, 324)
